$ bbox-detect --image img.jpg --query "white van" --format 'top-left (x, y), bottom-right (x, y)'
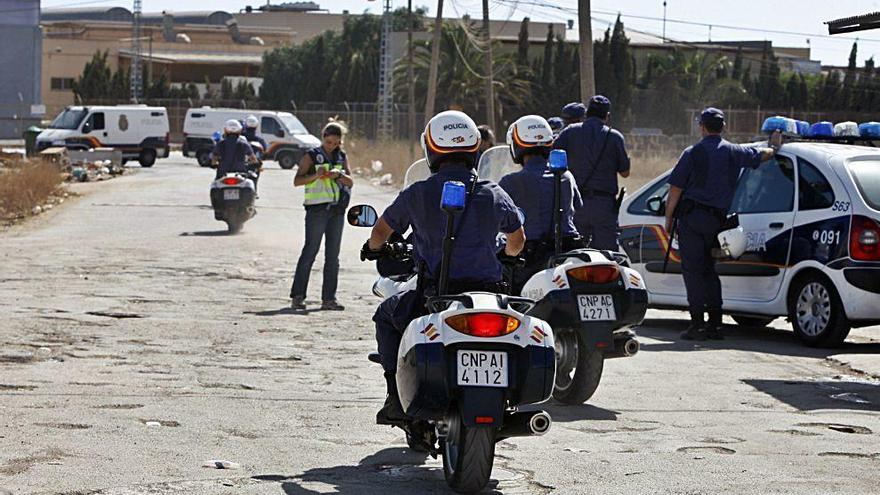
top-left (182, 107), bottom-right (320, 169)
top-left (36, 105), bottom-right (170, 167)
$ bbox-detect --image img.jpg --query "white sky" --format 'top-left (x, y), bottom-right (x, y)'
top-left (44, 0), bottom-right (880, 66)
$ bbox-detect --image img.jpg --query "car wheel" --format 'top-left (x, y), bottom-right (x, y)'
top-left (788, 273), bottom-right (850, 348)
top-left (139, 148), bottom-right (157, 167)
top-left (196, 149), bottom-right (212, 167)
top-left (277, 151), bottom-right (297, 170)
top-left (732, 316), bottom-right (776, 328)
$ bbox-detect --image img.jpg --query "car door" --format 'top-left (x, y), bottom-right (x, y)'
top-left (260, 116), bottom-right (283, 153)
top-left (81, 111), bottom-right (106, 147)
top-left (789, 156), bottom-right (849, 267)
top-left (720, 153), bottom-right (797, 302)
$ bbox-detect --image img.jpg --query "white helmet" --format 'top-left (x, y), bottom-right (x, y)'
top-left (717, 226), bottom-right (747, 259)
top-left (506, 115), bottom-right (554, 164)
top-left (245, 115), bottom-right (259, 129)
top-left (421, 110), bottom-right (480, 172)
top-left (224, 119), bottom-right (243, 134)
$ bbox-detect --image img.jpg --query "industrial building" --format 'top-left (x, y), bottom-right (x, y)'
top-left (0, 0), bottom-right (42, 139)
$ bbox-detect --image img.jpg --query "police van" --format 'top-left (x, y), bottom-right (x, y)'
top-left (36, 105), bottom-right (170, 167)
top-left (619, 117), bottom-right (880, 347)
top-left (182, 107), bottom-right (320, 169)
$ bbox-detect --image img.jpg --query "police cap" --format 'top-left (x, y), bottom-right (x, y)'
top-left (699, 107), bottom-right (725, 125)
top-left (561, 102), bottom-right (586, 120)
top-left (587, 95), bottom-right (611, 116)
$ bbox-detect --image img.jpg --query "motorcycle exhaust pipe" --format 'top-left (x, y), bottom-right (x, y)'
top-left (498, 410), bottom-right (552, 438)
top-left (604, 336), bottom-right (639, 359)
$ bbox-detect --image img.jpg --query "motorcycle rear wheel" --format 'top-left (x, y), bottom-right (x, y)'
top-left (442, 411), bottom-right (495, 494)
top-left (553, 328), bottom-right (604, 404)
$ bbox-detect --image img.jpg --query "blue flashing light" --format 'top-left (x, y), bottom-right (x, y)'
top-left (212, 131), bottom-right (222, 142)
top-left (859, 122), bottom-right (880, 138)
top-left (761, 116), bottom-right (797, 135)
top-left (548, 149), bottom-right (568, 171)
top-left (441, 181), bottom-right (467, 211)
top-left (797, 120), bottom-right (811, 137)
top-left (811, 121), bottom-right (834, 138)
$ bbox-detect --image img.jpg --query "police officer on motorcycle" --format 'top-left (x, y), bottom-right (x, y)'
top-left (499, 115), bottom-right (583, 293)
top-left (211, 119), bottom-right (257, 180)
top-left (363, 110), bottom-right (526, 425)
top-left (666, 108), bottom-right (782, 340)
top-left (243, 115), bottom-right (268, 153)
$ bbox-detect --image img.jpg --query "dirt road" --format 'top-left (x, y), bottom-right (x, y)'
top-left (1, 156), bottom-right (878, 494)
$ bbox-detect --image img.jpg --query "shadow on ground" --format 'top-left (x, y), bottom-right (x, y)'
top-left (179, 230), bottom-right (233, 237)
top-left (743, 378), bottom-right (880, 412)
top-left (541, 403), bottom-right (620, 423)
top-left (244, 307), bottom-right (320, 316)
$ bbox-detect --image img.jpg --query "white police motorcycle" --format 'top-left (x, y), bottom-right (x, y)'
top-left (478, 146), bottom-right (648, 404)
top-left (348, 181), bottom-right (555, 494)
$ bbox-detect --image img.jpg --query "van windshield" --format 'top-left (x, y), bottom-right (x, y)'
top-left (848, 161), bottom-right (880, 211)
top-left (49, 108), bottom-right (88, 130)
top-left (279, 114), bottom-right (308, 134)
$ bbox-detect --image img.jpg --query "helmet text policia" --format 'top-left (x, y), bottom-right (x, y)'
top-left (506, 115), bottom-right (554, 164)
top-left (421, 110), bottom-right (481, 172)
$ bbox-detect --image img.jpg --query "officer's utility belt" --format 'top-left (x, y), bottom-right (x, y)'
top-left (424, 279), bottom-right (509, 296)
top-left (678, 198), bottom-right (726, 221)
top-left (580, 189), bottom-right (615, 199)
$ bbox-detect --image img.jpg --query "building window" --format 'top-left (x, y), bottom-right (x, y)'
top-left (51, 77), bottom-right (75, 91)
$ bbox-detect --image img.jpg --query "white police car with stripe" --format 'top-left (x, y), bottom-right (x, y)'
top-left (619, 117), bottom-right (880, 347)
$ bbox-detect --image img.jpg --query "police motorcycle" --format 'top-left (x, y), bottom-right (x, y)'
top-left (478, 144), bottom-right (648, 404)
top-left (209, 126), bottom-right (258, 234)
top-left (349, 183), bottom-right (556, 494)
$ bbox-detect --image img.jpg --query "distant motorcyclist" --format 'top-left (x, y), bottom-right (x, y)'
top-left (211, 119), bottom-right (257, 180)
top-left (242, 115), bottom-right (268, 153)
top-left (548, 116), bottom-right (564, 136)
top-left (499, 115), bottom-right (583, 293)
top-left (363, 110), bottom-right (526, 425)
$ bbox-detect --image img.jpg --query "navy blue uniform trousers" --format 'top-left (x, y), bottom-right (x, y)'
top-left (678, 208), bottom-right (724, 317)
top-left (373, 290), bottom-right (424, 373)
top-left (576, 196), bottom-right (619, 251)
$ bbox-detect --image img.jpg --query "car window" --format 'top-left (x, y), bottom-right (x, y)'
top-left (627, 173), bottom-right (671, 215)
top-left (730, 155), bottom-right (795, 214)
top-left (261, 117), bottom-right (280, 135)
top-left (86, 112), bottom-right (105, 132)
top-left (798, 158), bottom-right (834, 210)
top-left (848, 160), bottom-right (880, 211)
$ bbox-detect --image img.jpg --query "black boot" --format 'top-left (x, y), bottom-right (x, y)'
top-left (680, 312), bottom-right (707, 341)
top-left (705, 310), bottom-right (724, 340)
top-left (376, 371), bottom-right (406, 426)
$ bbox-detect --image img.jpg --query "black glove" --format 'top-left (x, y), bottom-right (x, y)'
top-left (361, 240), bottom-right (386, 261)
top-left (497, 249), bottom-right (526, 267)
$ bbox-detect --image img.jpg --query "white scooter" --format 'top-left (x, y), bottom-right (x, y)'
top-left (349, 181), bottom-right (555, 494)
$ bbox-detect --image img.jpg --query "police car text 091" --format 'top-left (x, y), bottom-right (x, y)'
top-left (619, 117), bottom-right (880, 347)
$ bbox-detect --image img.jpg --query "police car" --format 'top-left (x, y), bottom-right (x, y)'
top-left (619, 117), bottom-right (880, 347)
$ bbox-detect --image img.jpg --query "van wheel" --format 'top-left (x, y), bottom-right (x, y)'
top-left (277, 151), bottom-right (297, 170)
top-left (139, 149), bottom-right (157, 167)
top-left (788, 273), bottom-right (850, 348)
top-left (196, 149), bottom-right (212, 167)
top-left (732, 316), bottom-right (776, 328)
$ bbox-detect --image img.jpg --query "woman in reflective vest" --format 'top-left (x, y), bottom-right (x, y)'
top-left (290, 122), bottom-right (354, 311)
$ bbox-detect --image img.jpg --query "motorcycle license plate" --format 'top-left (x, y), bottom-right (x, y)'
top-left (223, 189), bottom-right (240, 200)
top-left (577, 294), bottom-right (616, 321)
top-left (456, 350), bottom-right (508, 388)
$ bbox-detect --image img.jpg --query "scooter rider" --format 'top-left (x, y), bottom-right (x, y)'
top-left (363, 110), bottom-right (526, 425)
top-left (499, 115), bottom-right (583, 293)
top-left (211, 119), bottom-right (257, 180)
top-left (243, 115), bottom-right (268, 152)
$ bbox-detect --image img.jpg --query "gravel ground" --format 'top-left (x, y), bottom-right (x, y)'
top-left (1, 154), bottom-right (878, 495)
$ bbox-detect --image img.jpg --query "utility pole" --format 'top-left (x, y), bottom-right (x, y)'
top-left (377, 0), bottom-right (394, 141)
top-left (407, 0), bottom-right (417, 159)
top-left (578, 0), bottom-right (595, 100)
top-left (130, 0), bottom-right (143, 101)
top-left (481, 0), bottom-right (495, 130)
top-left (662, 1), bottom-right (667, 42)
top-left (424, 0), bottom-right (444, 125)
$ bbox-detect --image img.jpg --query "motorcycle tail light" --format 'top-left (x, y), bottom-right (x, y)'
top-left (566, 264), bottom-right (620, 284)
top-left (850, 215), bottom-right (880, 261)
top-left (445, 313), bottom-right (520, 338)
top-left (221, 177), bottom-right (242, 186)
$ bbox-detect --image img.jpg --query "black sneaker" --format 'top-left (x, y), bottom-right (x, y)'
top-left (376, 395), bottom-right (406, 425)
top-left (680, 323), bottom-right (707, 341)
top-left (705, 324), bottom-right (725, 340)
top-left (290, 296), bottom-right (306, 311)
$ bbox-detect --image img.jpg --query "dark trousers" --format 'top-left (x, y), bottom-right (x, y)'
top-left (678, 208), bottom-right (723, 322)
top-left (373, 290), bottom-right (425, 373)
top-left (290, 204), bottom-right (345, 301)
top-left (575, 196), bottom-right (619, 251)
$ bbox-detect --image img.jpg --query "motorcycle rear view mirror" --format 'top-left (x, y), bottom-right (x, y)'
top-left (347, 205), bottom-right (378, 227)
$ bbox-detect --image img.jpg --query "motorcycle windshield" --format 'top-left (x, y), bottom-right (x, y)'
top-left (403, 158), bottom-right (431, 189)
top-left (477, 145), bottom-right (519, 183)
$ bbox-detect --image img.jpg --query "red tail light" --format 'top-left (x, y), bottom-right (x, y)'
top-left (567, 264), bottom-right (620, 284)
top-left (445, 313), bottom-right (520, 338)
top-left (850, 215), bottom-right (880, 261)
top-left (221, 177), bottom-right (242, 185)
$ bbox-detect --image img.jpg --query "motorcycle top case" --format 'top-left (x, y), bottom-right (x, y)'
top-left (396, 292), bottom-right (556, 423)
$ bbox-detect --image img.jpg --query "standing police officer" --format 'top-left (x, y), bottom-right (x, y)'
top-left (364, 111), bottom-right (526, 424)
top-left (665, 108), bottom-right (782, 340)
top-left (554, 95), bottom-right (630, 251)
top-left (560, 102), bottom-right (586, 127)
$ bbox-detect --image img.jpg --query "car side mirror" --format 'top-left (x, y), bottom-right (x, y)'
top-left (647, 196), bottom-right (666, 215)
top-left (347, 205), bottom-right (378, 227)
top-left (81, 122), bottom-right (92, 134)
top-left (275, 129), bottom-right (285, 138)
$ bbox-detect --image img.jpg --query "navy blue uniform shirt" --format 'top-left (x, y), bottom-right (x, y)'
top-left (381, 163), bottom-right (522, 283)
top-left (242, 128), bottom-right (268, 153)
top-left (669, 135), bottom-right (763, 211)
top-left (212, 135), bottom-right (254, 175)
top-left (553, 117), bottom-right (630, 195)
top-left (499, 156), bottom-right (581, 241)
